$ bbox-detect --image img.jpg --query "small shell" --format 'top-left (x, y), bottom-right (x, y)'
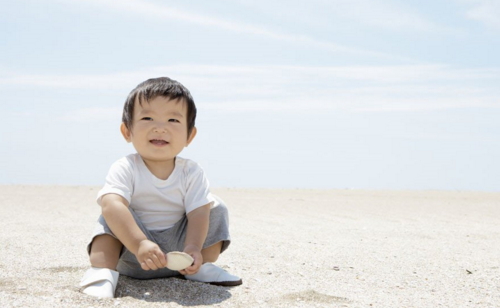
top-left (166, 251), bottom-right (194, 271)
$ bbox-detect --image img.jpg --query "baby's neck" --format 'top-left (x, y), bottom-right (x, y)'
top-left (142, 157), bottom-right (176, 180)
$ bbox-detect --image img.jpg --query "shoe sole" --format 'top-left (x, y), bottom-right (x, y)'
top-left (209, 279), bottom-right (243, 287)
top-left (174, 275), bottom-right (243, 287)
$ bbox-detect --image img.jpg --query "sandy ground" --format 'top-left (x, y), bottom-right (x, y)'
top-left (0, 185), bottom-right (499, 308)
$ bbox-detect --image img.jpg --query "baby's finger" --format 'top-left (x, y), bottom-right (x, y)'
top-left (151, 253), bottom-right (165, 269)
top-left (181, 263), bottom-right (197, 275)
top-left (146, 257), bottom-right (158, 270)
top-left (157, 252), bottom-right (167, 267)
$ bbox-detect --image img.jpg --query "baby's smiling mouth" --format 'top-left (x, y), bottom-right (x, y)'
top-left (150, 139), bottom-right (169, 145)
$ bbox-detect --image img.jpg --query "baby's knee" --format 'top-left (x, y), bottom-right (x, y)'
top-left (202, 241), bottom-right (223, 263)
top-left (211, 202), bottom-right (228, 216)
top-left (89, 235), bottom-right (122, 269)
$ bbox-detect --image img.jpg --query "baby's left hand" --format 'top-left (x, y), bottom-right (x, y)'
top-left (179, 245), bottom-right (203, 275)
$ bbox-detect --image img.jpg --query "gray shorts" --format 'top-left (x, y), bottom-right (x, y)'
top-left (86, 198), bottom-right (231, 279)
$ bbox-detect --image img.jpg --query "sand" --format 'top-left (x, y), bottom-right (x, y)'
top-left (0, 185), bottom-right (499, 307)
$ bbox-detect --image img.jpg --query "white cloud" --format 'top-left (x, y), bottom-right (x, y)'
top-left (330, 0), bottom-right (450, 32)
top-left (3, 73), bottom-right (136, 89)
top-left (234, 0), bottom-right (455, 34)
top-left (3, 64), bottom-right (498, 88)
top-left (463, 0), bottom-right (500, 29)
top-left (2, 64), bottom-right (499, 113)
top-left (61, 107), bottom-right (122, 122)
top-left (52, 0), bottom-right (402, 60)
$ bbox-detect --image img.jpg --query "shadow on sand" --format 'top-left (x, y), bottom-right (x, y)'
top-left (116, 276), bottom-right (232, 306)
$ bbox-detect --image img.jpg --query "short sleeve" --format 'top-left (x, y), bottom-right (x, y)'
top-left (184, 165), bottom-right (216, 214)
top-left (96, 158), bottom-right (134, 206)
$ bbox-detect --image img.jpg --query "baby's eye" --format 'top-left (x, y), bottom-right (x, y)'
top-left (141, 117), bottom-right (153, 121)
top-left (168, 119), bottom-right (180, 123)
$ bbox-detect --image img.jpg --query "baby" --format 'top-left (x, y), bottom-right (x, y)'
top-left (80, 77), bottom-right (242, 298)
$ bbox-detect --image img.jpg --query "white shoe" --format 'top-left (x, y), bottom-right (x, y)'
top-left (80, 267), bottom-right (119, 298)
top-left (185, 263), bottom-right (242, 286)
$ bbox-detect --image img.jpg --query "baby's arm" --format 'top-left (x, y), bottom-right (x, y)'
top-left (100, 194), bottom-right (167, 271)
top-left (179, 203), bottom-right (211, 275)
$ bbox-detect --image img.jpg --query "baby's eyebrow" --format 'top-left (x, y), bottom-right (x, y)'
top-left (137, 108), bottom-right (184, 117)
top-left (166, 111), bottom-right (185, 118)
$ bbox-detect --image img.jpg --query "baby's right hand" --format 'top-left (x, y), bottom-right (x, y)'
top-left (136, 239), bottom-right (167, 271)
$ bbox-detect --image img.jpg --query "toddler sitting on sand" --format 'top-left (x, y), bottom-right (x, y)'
top-left (80, 77), bottom-right (242, 298)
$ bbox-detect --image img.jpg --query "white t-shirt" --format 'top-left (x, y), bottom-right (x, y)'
top-left (97, 153), bottom-right (217, 230)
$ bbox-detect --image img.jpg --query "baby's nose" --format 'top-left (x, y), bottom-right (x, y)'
top-left (153, 124), bottom-right (167, 132)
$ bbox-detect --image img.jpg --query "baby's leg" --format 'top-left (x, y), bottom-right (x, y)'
top-left (202, 241), bottom-right (223, 263)
top-left (183, 198), bottom-right (242, 286)
top-left (81, 235), bottom-right (122, 298)
top-left (89, 234), bottom-right (123, 270)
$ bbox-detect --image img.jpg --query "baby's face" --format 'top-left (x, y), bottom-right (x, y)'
top-left (122, 96), bottom-right (195, 164)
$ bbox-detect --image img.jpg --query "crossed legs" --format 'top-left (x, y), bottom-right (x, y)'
top-left (89, 234), bottom-right (223, 270)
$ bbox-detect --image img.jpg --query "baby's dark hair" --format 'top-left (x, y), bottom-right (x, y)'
top-left (122, 77), bottom-right (197, 136)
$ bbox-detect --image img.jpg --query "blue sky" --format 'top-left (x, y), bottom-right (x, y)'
top-left (1, 0), bottom-right (499, 191)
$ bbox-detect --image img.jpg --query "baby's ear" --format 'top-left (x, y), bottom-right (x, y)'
top-left (186, 127), bottom-right (197, 146)
top-left (120, 123), bottom-right (132, 142)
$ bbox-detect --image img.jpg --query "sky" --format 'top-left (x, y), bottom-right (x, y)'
top-left (1, 0), bottom-right (499, 191)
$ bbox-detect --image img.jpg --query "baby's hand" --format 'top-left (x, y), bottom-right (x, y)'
top-left (179, 245), bottom-right (203, 275)
top-left (136, 239), bottom-right (167, 270)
